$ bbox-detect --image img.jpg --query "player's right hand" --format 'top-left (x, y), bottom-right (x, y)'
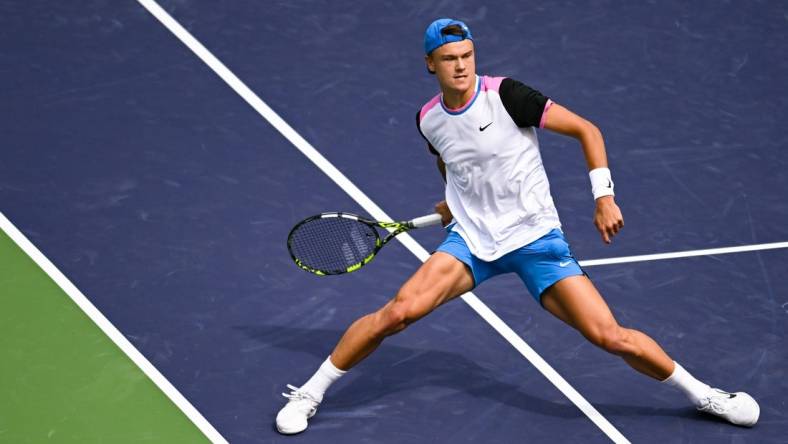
top-left (594, 196), bottom-right (624, 244)
top-left (435, 200), bottom-right (453, 226)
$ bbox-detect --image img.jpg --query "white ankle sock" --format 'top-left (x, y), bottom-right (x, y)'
top-left (661, 361), bottom-right (711, 407)
top-left (299, 356), bottom-right (347, 402)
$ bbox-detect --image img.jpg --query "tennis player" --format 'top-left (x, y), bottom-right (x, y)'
top-left (276, 18), bottom-right (760, 434)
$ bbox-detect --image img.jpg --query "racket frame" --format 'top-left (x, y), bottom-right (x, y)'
top-left (287, 212), bottom-right (428, 276)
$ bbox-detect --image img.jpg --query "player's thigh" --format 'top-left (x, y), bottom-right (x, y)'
top-left (394, 251), bottom-right (473, 318)
top-left (541, 275), bottom-right (619, 339)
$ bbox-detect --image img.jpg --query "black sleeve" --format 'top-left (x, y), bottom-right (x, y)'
top-left (416, 110), bottom-right (439, 156)
top-left (499, 78), bottom-right (550, 128)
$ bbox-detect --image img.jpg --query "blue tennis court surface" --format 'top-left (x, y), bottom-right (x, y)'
top-left (1, 1), bottom-right (786, 442)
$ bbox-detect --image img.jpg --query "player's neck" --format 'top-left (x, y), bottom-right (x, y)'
top-left (441, 78), bottom-right (476, 110)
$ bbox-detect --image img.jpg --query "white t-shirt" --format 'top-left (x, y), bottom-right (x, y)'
top-left (417, 75), bottom-right (561, 261)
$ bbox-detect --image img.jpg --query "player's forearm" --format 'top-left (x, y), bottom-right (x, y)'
top-left (577, 122), bottom-right (609, 172)
top-left (437, 156), bottom-right (447, 183)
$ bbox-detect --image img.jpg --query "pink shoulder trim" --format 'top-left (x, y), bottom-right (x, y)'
top-left (419, 93), bottom-right (442, 121)
top-left (483, 76), bottom-right (505, 93)
top-left (539, 99), bottom-right (555, 128)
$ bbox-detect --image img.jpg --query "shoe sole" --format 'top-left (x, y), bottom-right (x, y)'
top-left (276, 424), bottom-right (307, 435)
top-left (275, 408), bottom-right (316, 435)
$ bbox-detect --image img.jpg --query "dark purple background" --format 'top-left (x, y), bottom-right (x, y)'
top-left (1, 1), bottom-right (786, 442)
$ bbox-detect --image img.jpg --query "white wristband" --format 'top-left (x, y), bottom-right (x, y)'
top-left (589, 167), bottom-right (615, 200)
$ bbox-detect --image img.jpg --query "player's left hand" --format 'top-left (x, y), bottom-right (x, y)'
top-left (593, 196), bottom-right (624, 244)
top-left (435, 200), bottom-right (453, 226)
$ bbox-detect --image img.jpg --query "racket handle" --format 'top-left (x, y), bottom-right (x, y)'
top-left (409, 213), bottom-right (444, 228)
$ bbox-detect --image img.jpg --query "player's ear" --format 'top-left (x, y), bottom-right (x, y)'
top-left (425, 54), bottom-right (436, 75)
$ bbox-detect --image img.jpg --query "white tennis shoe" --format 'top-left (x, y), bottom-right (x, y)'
top-left (275, 384), bottom-right (321, 435)
top-left (697, 388), bottom-right (760, 427)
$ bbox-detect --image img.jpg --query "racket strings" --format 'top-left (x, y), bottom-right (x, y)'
top-left (289, 217), bottom-right (379, 273)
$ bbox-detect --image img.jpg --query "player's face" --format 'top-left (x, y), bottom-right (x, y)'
top-left (426, 40), bottom-right (476, 95)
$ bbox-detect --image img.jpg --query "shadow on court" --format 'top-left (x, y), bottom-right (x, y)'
top-left (239, 324), bottom-right (713, 423)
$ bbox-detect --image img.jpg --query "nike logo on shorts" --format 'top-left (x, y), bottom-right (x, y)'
top-left (559, 260), bottom-right (572, 267)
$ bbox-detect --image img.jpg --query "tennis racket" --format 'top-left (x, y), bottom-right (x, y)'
top-left (287, 212), bottom-right (444, 275)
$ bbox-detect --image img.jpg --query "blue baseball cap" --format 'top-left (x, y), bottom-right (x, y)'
top-left (424, 18), bottom-right (473, 55)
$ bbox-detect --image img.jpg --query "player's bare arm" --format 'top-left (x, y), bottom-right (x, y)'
top-left (543, 104), bottom-right (624, 244)
top-left (434, 157), bottom-right (453, 226)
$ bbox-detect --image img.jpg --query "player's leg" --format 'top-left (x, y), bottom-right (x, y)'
top-left (276, 251), bottom-right (473, 434)
top-left (541, 275), bottom-right (759, 426)
top-left (541, 275), bottom-right (673, 379)
top-left (330, 251), bottom-right (474, 370)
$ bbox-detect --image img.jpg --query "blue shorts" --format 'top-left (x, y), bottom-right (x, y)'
top-left (436, 228), bottom-right (585, 303)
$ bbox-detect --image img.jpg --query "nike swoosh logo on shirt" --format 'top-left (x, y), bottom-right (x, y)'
top-left (559, 261), bottom-right (572, 267)
top-left (479, 122), bottom-right (493, 131)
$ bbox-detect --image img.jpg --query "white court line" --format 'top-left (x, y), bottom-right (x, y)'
top-left (0, 213), bottom-right (228, 444)
top-left (135, 1), bottom-right (630, 442)
top-left (579, 241), bottom-right (788, 267)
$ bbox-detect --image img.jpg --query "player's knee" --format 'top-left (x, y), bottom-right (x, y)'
top-left (384, 303), bottom-right (410, 331)
top-left (590, 325), bottom-right (633, 356)
top-left (375, 303), bottom-right (408, 336)
top-left (378, 295), bottom-right (426, 336)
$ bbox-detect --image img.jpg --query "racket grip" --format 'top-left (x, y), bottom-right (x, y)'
top-left (409, 213), bottom-right (444, 228)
